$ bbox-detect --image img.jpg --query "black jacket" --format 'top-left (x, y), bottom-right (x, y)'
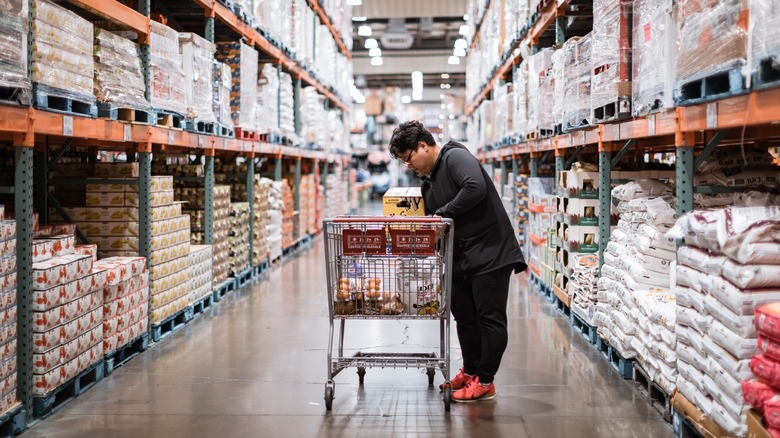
top-left (420, 141), bottom-right (527, 277)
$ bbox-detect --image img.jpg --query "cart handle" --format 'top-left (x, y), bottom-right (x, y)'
top-left (332, 216), bottom-right (448, 223)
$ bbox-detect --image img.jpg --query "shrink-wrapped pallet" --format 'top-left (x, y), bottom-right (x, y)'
top-left (526, 49), bottom-right (555, 135)
top-left (256, 63), bottom-right (279, 134)
top-left (590, 0), bottom-right (632, 121)
top-left (750, 0), bottom-right (780, 88)
top-left (149, 21), bottom-right (185, 115)
top-left (93, 29), bottom-right (149, 109)
top-left (0, 0), bottom-right (30, 96)
top-left (632, 0), bottom-right (675, 116)
top-left (179, 33), bottom-right (216, 123)
top-left (212, 61), bottom-right (232, 126)
top-left (215, 41), bottom-right (258, 131)
top-left (562, 35), bottom-right (592, 130)
top-left (31, 0), bottom-right (93, 101)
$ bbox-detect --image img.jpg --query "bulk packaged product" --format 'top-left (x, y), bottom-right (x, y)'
top-left (179, 183), bottom-right (231, 286)
top-left (300, 87), bottom-right (327, 146)
top-left (674, 0), bottom-right (748, 93)
top-left (215, 41), bottom-right (258, 131)
top-left (562, 34), bottom-right (593, 131)
top-left (267, 180), bottom-right (284, 261)
top-left (669, 206), bottom-right (780, 436)
top-left (0, 0), bottom-right (30, 94)
top-left (256, 63), bottom-right (280, 134)
top-left (512, 60), bottom-right (529, 138)
top-left (631, 0), bottom-right (675, 116)
top-left (0, 217), bottom-right (17, 415)
top-left (31, 0), bottom-right (94, 102)
top-left (212, 61), bottom-right (232, 126)
top-left (188, 245), bottom-right (213, 305)
top-left (595, 180), bottom-right (677, 395)
top-left (149, 21), bottom-right (186, 115)
top-left (750, 0), bottom-right (780, 89)
top-left (179, 32), bottom-right (216, 123)
top-left (281, 179), bottom-right (295, 249)
top-left (95, 257), bottom-right (149, 354)
top-left (229, 202), bottom-right (250, 276)
top-left (590, 0), bottom-right (632, 121)
top-left (93, 28), bottom-right (149, 110)
top-left (279, 71), bottom-right (295, 136)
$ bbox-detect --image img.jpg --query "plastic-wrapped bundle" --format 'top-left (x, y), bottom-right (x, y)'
top-left (212, 61), bottom-right (232, 126)
top-left (231, 0), bottom-right (253, 25)
top-left (750, 0), bottom-right (780, 88)
top-left (256, 63), bottom-right (279, 134)
top-left (31, 0), bottom-right (93, 100)
top-left (590, 0), bottom-right (632, 121)
top-left (279, 71), bottom-right (295, 135)
top-left (632, 0), bottom-right (675, 116)
top-left (551, 49), bottom-right (565, 129)
top-left (675, 0), bottom-right (748, 86)
top-left (526, 48), bottom-right (555, 135)
top-left (512, 60), bottom-right (528, 137)
top-left (215, 41), bottom-right (258, 130)
top-left (301, 87), bottom-right (326, 145)
top-left (502, 0), bottom-right (529, 55)
top-left (179, 33), bottom-right (216, 123)
top-left (494, 83), bottom-right (509, 141)
top-left (297, 0), bottom-right (316, 66)
top-left (149, 21), bottom-right (185, 114)
top-left (562, 35), bottom-right (592, 130)
top-left (93, 29), bottom-right (148, 109)
top-left (0, 0), bottom-right (30, 93)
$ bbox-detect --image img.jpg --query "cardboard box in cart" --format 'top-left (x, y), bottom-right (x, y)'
top-left (383, 187), bottom-right (425, 217)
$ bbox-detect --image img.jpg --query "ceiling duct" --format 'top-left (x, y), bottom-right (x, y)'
top-left (381, 18), bottom-right (414, 50)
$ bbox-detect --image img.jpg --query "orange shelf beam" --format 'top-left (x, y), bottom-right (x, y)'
top-left (528, 262), bottom-right (541, 277)
top-left (529, 232), bottom-right (547, 246)
top-left (528, 203), bottom-right (556, 214)
top-left (307, 0), bottom-right (351, 60)
top-left (195, 0), bottom-right (348, 112)
top-left (65, 0), bottom-right (149, 42)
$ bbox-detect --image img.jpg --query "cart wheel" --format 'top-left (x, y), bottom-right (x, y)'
top-left (426, 368), bottom-right (435, 386)
top-left (443, 387), bottom-right (452, 412)
top-left (325, 383), bottom-right (334, 410)
top-left (357, 367), bottom-right (366, 385)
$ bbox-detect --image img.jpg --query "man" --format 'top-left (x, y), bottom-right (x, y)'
top-left (389, 120), bottom-right (526, 403)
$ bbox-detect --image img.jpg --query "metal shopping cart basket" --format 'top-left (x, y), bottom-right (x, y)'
top-left (322, 216), bottom-right (454, 411)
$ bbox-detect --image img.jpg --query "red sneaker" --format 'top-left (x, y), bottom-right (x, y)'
top-left (452, 377), bottom-right (497, 403)
top-left (440, 368), bottom-right (474, 391)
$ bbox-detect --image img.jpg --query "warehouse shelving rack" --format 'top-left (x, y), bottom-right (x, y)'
top-left (0, 0), bottom-right (355, 421)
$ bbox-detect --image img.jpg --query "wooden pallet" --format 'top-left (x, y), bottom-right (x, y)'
top-left (212, 278), bottom-right (237, 303)
top-left (570, 305), bottom-right (598, 345)
top-left (97, 103), bottom-right (154, 124)
top-left (154, 109), bottom-right (185, 129)
top-left (185, 119), bottom-right (235, 138)
top-left (235, 267), bottom-right (253, 288)
top-left (633, 364), bottom-right (673, 423)
top-left (235, 127), bottom-right (260, 141)
top-left (0, 86), bottom-right (31, 106)
top-left (151, 307), bottom-right (193, 343)
top-left (104, 332), bottom-right (149, 375)
top-left (674, 67), bottom-right (747, 106)
top-left (32, 83), bottom-right (97, 118)
top-left (34, 360), bottom-right (104, 419)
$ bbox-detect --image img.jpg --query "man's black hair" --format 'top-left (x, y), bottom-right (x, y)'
top-left (388, 120), bottom-right (436, 159)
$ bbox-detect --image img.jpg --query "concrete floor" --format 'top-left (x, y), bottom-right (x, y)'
top-left (24, 211), bottom-right (674, 438)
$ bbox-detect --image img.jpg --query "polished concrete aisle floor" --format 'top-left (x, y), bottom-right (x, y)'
top-left (25, 238), bottom-right (674, 437)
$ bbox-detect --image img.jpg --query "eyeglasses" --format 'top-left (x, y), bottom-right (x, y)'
top-left (399, 148), bottom-right (416, 167)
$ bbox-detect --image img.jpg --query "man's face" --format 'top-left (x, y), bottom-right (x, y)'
top-left (399, 141), bottom-right (435, 175)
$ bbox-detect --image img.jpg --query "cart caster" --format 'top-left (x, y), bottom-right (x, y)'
top-left (426, 368), bottom-right (435, 386)
top-left (357, 367), bottom-right (366, 385)
top-left (325, 382), bottom-right (335, 410)
top-left (443, 387), bottom-right (452, 412)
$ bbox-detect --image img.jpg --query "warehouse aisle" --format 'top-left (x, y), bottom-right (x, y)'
top-left (25, 210), bottom-right (673, 438)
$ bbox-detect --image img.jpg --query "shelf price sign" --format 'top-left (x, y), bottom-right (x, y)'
top-left (389, 229), bottom-right (435, 255)
top-left (342, 229), bottom-right (386, 255)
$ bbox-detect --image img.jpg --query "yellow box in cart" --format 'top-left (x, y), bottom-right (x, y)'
top-left (383, 187), bottom-right (425, 216)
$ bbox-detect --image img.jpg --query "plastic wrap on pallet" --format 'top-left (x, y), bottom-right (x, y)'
top-left (215, 41), bottom-right (258, 130)
top-left (750, 0), bottom-right (780, 87)
top-left (590, 0), bottom-right (632, 117)
top-left (562, 35), bottom-right (592, 130)
top-left (256, 63), bottom-right (279, 134)
top-left (526, 48), bottom-right (555, 135)
top-left (512, 60), bottom-right (528, 138)
top-left (149, 21), bottom-right (185, 115)
top-left (551, 49), bottom-right (565, 129)
top-left (231, 0), bottom-right (253, 26)
top-left (494, 83), bottom-right (509, 142)
top-left (301, 86), bottom-right (326, 145)
top-left (93, 29), bottom-right (149, 110)
top-left (632, 0), bottom-right (675, 116)
top-left (212, 61), bottom-right (232, 126)
top-left (502, 0), bottom-right (529, 55)
top-left (279, 71), bottom-right (295, 136)
top-left (179, 33), bottom-right (216, 123)
top-left (0, 0), bottom-right (30, 91)
top-left (31, 0), bottom-right (93, 100)
top-left (675, 0), bottom-right (748, 85)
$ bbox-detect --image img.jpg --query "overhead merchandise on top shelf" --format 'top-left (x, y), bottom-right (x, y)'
top-left (149, 20), bottom-right (186, 117)
top-left (631, 0), bottom-right (675, 116)
top-left (93, 28), bottom-right (150, 113)
top-left (0, 0), bottom-right (30, 103)
top-left (590, 0), bottom-right (632, 123)
top-left (179, 32), bottom-right (217, 124)
top-left (216, 41), bottom-right (258, 134)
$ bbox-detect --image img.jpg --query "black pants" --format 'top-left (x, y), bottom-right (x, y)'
top-left (451, 264), bottom-right (513, 384)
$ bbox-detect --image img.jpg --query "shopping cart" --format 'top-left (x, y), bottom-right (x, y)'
top-left (322, 216), bottom-right (454, 411)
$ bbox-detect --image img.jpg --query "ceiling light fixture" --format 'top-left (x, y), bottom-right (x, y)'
top-left (412, 71), bottom-right (423, 101)
top-left (441, 73), bottom-right (450, 79)
top-left (459, 24), bottom-right (469, 36)
top-left (401, 95), bottom-right (411, 104)
top-left (454, 38), bottom-right (468, 50)
top-left (370, 57), bottom-right (383, 66)
top-left (364, 38), bottom-right (378, 49)
top-left (463, 14), bottom-right (470, 21)
top-left (352, 16), bottom-right (367, 22)
top-left (368, 47), bottom-right (382, 57)
top-left (448, 56), bottom-right (460, 65)
top-left (454, 47), bottom-right (466, 57)
top-left (358, 25), bottom-right (372, 37)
